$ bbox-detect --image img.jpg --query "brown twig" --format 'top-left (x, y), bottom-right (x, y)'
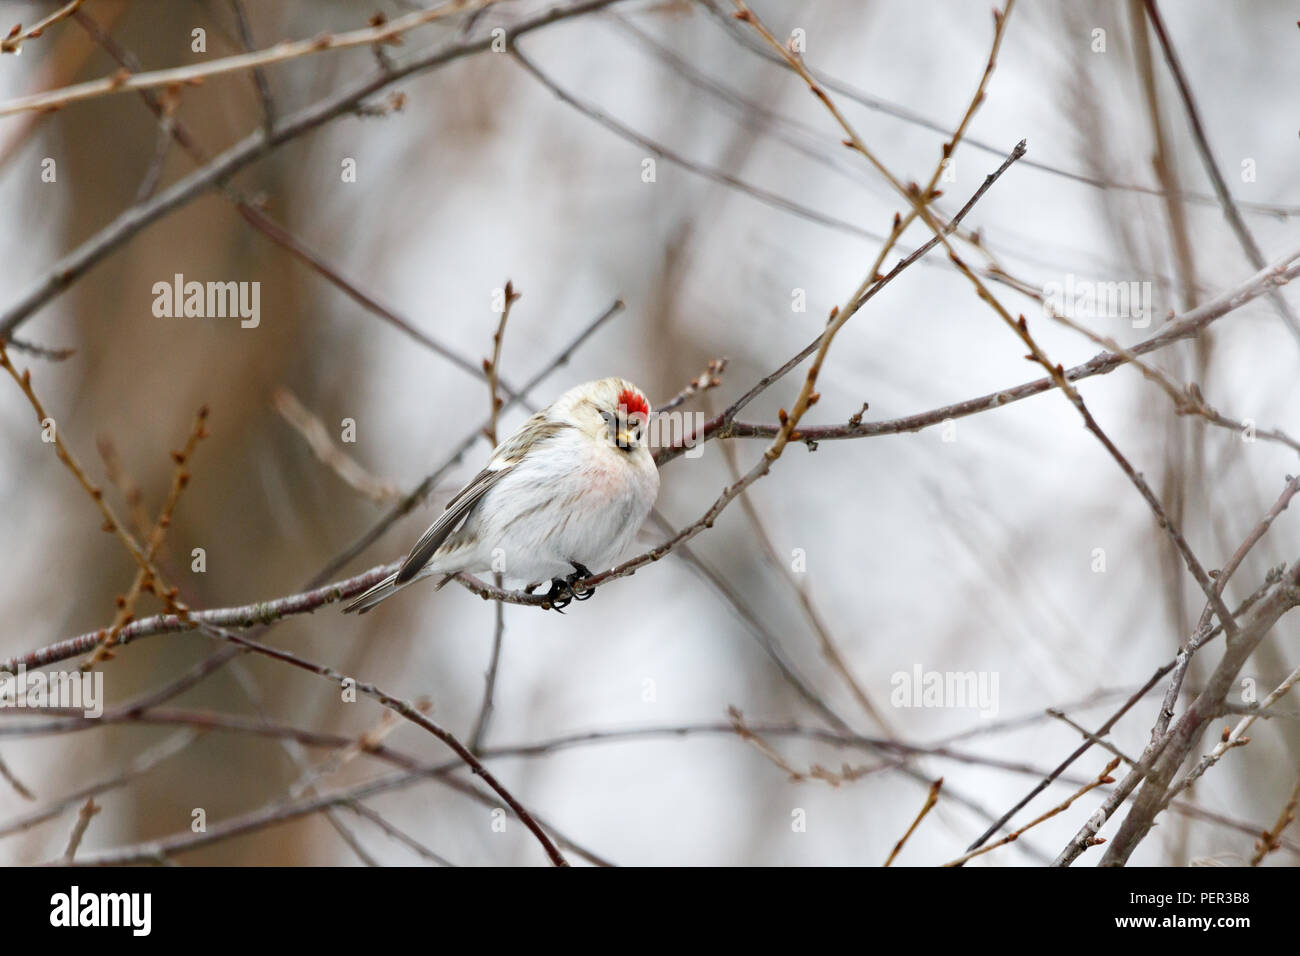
top-left (0, 344), bottom-right (152, 575)
top-left (71, 6), bottom-right (536, 403)
top-left (0, 730), bottom-right (198, 840)
top-left (698, 0), bottom-right (1300, 219)
top-left (61, 796), bottom-right (100, 862)
top-left (734, 4), bottom-right (1241, 712)
top-left (656, 245), bottom-right (1300, 465)
top-left (228, 0), bottom-right (277, 134)
top-left (271, 386), bottom-right (401, 505)
top-left (945, 758), bottom-right (1120, 867)
top-left (96, 437), bottom-right (151, 539)
top-left (0, 344), bottom-right (200, 670)
top-left (510, 45), bottom-right (892, 246)
top-left (7, 707), bottom-right (1293, 858)
top-left (1030, 292), bottom-right (1300, 455)
top-left (728, 0), bottom-right (1015, 467)
top-left (344, 802), bottom-right (455, 866)
top-left (9, 255), bottom-right (1294, 680)
top-left (0, 752), bottom-right (34, 801)
top-left (190, 623), bottom-right (569, 867)
top-left (1142, 0), bottom-right (1300, 349)
top-left (655, 358), bottom-right (727, 414)
top-left (483, 280), bottom-right (519, 446)
top-left (83, 406), bottom-right (210, 668)
top-left (1051, 476), bottom-right (1300, 865)
top-left (1, 335), bottom-right (74, 362)
top-left (1098, 560), bottom-right (1300, 865)
top-left (132, 85), bottom-right (180, 202)
top-left (468, 284), bottom-right (517, 752)
top-left (1250, 769), bottom-right (1300, 866)
top-left (0, 0), bottom-right (83, 54)
top-left (711, 399), bottom-right (890, 731)
top-left (0, 0), bottom-right (504, 116)
top-left (0, 0), bottom-right (626, 340)
top-left (728, 707), bottom-right (882, 785)
top-left (1163, 658), bottom-right (1300, 812)
top-left (884, 778), bottom-right (943, 867)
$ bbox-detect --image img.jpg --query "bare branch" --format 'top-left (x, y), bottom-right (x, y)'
top-left (0, 0), bottom-right (625, 340)
top-left (0, 0), bottom-right (83, 55)
top-left (1142, 0), bottom-right (1300, 349)
top-left (0, 0), bottom-right (505, 117)
top-left (884, 777), bottom-right (942, 867)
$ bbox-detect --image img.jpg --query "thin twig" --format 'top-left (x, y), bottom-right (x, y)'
top-left (469, 588), bottom-right (506, 754)
top-left (0, 0), bottom-right (626, 340)
top-left (0, 0), bottom-right (504, 116)
top-left (1250, 770), bottom-right (1300, 866)
top-left (0, 345), bottom-right (202, 671)
top-left (192, 623), bottom-right (569, 866)
top-left (944, 758), bottom-right (1120, 867)
top-left (483, 280), bottom-right (519, 446)
top-left (271, 386), bottom-right (401, 505)
top-left (84, 406), bottom-right (210, 668)
top-left (0, 335), bottom-right (74, 362)
top-left (1142, 0), bottom-right (1300, 349)
top-left (884, 778), bottom-right (942, 867)
top-left (228, 0), bottom-right (276, 133)
top-left (344, 802), bottom-right (456, 866)
top-left (1098, 561), bottom-right (1300, 865)
top-left (0, 0), bottom-right (83, 54)
top-left (655, 358), bottom-right (727, 414)
top-left (657, 246), bottom-right (1300, 463)
top-left (0, 751), bottom-right (34, 800)
top-left (61, 797), bottom-right (100, 862)
top-left (1051, 477), bottom-right (1300, 865)
top-left (133, 85), bottom-right (179, 202)
top-left (696, 0), bottom-right (1300, 218)
top-left (7, 256), bottom-right (1293, 677)
top-left (0, 730), bottom-right (198, 841)
top-left (728, 708), bottom-right (882, 784)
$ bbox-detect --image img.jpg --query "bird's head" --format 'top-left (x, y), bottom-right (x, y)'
top-left (556, 378), bottom-right (652, 453)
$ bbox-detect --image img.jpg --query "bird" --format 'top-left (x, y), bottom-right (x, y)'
top-left (344, 377), bottom-right (660, 614)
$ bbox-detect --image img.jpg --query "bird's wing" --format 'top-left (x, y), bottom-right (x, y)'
top-left (394, 467), bottom-right (507, 584)
top-left (394, 414), bottom-right (569, 585)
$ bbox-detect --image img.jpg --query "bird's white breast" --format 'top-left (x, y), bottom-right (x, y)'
top-left (461, 427), bottom-right (658, 585)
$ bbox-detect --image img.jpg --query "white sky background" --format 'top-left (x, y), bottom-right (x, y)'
top-left (0, 0), bottom-right (1297, 866)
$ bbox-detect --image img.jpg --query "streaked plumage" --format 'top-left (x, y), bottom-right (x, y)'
top-left (344, 378), bottom-right (659, 614)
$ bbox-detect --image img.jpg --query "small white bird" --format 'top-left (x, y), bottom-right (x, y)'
top-left (344, 377), bottom-right (659, 614)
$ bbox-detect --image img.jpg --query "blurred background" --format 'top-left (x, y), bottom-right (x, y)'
top-left (0, 0), bottom-right (1297, 866)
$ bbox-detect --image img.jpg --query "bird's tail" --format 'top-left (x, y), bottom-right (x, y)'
top-left (343, 571), bottom-right (406, 615)
top-left (342, 568), bottom-right (454, 614)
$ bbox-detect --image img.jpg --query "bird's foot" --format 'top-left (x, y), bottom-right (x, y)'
top-left (542, 577), bottom-right (573, 612)
top-left (567, 562), bottom-right (595, 602)
top-left (541, 564), bottom-right (595, 612)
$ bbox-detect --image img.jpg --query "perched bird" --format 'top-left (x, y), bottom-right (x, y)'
top-left (344, 377), bottom-right (659, 614)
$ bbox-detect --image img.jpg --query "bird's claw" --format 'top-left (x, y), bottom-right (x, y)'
top-left (543, 577), bottom-right (573, 612)
top-left (542, 564), bottom-right (595, 612)
top-left (568, 563), bottom-right (595, 602)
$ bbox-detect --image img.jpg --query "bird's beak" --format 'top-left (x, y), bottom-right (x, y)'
top-left (616, 428), bottom-right (636, 450)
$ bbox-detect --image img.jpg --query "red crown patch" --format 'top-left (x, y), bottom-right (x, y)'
top-left (617, 388), bottom-right (650, 419)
